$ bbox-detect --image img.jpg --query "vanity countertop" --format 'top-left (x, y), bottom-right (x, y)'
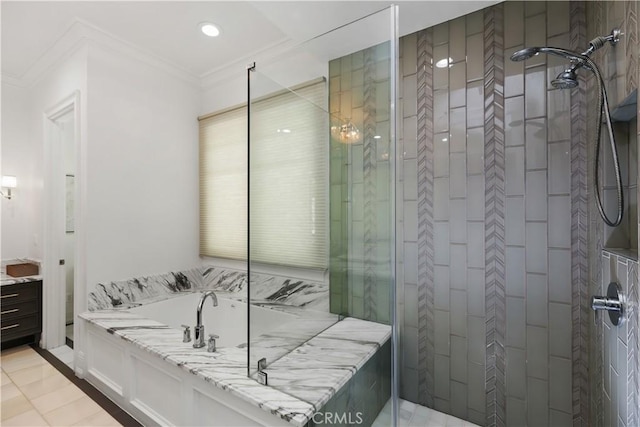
top-left (1, 259), bottom-right (42, 286)
top-left (80, 294), bottom-right (390, 427)
top-left (0, 273), bottom-right (43, 286)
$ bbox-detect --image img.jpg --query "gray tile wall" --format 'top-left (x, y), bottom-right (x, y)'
top-left (569, 2), bottom-right (590, 425)
top-left (400, 2), bottom-right (582, 426)
top-left (328, 44), bottom-right (393, 324)
top-left (598, 252), bottom-right (639, 427)
top-left (587, 1), bottom-right (640, 426)
top-left (330, 2), bottom-right (639, 427)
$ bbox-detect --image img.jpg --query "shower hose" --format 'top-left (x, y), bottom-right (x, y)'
top-left (585, 56), bottom-right (624, 227)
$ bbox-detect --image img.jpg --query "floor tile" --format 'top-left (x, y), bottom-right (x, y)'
top-left (1, 350), bottom-right (46, 373)
top-left (413, 404), bottom-right (433, 419)
top-left (49, 346), bottom-right (74, 369)
top-left (43, 395), bottom-right (103, 426)
top-left (1, 371), bottom-right (12, 385)
top-left (18, 372), bottom-right (70, 400)
top-left (1, 383), bottom-right (23, 402)
top-left (7, 364), bottom-right (58, 387)
top-left (373, 399), bottom-right (481, 427)
top-left (446, 418), bottom-right (467, 427)
top-left (1, 394), bottom-right (34, 421)
top-left (72, 410), bottom-right (123, 426)
top-left (400, 399), bottom-right (417, 413)
top-left (0, 346), bottom-right (32, 359)
top-left (409, 414), bottom-right (429, 426)
top-left (30, 382), bottom-right (84, 414)
top-left (2, 408), bottom-right (49, 426)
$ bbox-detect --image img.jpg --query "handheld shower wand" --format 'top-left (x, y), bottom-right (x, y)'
top-left (510, 29), bottom-right (624, 227)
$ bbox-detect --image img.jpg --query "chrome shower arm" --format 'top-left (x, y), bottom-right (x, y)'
top-left (535, 46), bottom-right (590, 64)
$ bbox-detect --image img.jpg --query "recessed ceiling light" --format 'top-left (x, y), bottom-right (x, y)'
top-left (374, 135), bottom-right (382, 139)
top-left (200, 23), bottom-right (220, 37)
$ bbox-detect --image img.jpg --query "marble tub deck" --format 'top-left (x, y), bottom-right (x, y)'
top-left (81, 295), bottom-right (391, 426)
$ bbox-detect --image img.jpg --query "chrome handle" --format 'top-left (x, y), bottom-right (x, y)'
top-left (1, 293), bottom-right (19, 299)
top-left (1, 323), bottom-right (20, 331)
top-left (591, 296), bottom-right (622, 312)
top-left (181, 324), bottom-right (191, 343)
top-left (592, 282), bottom-right (625, 326)
top-left (1, 308), bottom-right (19, 315)
top-left (207, 334), bottom-right (219, 353)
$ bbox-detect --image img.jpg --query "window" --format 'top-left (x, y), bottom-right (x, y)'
top-left (199, 79), bottom-right (328, 269)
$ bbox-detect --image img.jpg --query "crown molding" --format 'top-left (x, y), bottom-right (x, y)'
top-left (3, 18), bottom-right (201, 89)
top-left (2, 16), bottom-right (298, 91)
top-left (199, 36), bottom-right (294, 90)
top-left (1, 73), bottom-right (25, 88)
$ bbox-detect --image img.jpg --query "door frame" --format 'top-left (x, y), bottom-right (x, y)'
top-left (42, 91), bottom-right (84, 353)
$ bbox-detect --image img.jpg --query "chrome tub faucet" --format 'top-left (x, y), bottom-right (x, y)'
top-left (194, 290), bottom-right (218, 348)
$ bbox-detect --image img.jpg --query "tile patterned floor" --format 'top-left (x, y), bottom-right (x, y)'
top-left (373, 398), bottom-right (480, 427)
top-left (49, 345), bottom-right (74, 369)
top-left (1, 346), bottom-right (121, 426)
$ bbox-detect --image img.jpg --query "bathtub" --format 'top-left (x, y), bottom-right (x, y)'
top-left (129, 292), bottom-right (297, 348)
top-left (80, 291), bottom-right (391, 427)
top-left (80, 292), bottom-right (307, 426)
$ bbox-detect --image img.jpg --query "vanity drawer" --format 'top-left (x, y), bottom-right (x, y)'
top-left (0, 282), bottom-right (40, 302)
top-left (1, 299), bottom-right (39, 321)
top-left (0, 314), bottom-right (40, 341)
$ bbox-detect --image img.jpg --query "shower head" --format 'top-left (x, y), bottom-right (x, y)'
top-left (551, 69), bottom-right (579, 89)
top-left (510, 47), bottom-right (540, 61)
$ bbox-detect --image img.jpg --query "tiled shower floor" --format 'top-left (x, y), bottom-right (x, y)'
top-left (373, 398), bottom-right (479, 427)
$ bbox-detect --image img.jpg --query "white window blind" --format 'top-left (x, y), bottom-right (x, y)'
top-left (199, 79), bottom-right (328, 269)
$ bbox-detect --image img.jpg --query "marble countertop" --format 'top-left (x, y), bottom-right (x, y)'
top-left (1, 259), bottom-right (42, 286)
top-left (1, 273), bottom-right (43, 286)
top-left (81, 294), bottom-right (390, 426)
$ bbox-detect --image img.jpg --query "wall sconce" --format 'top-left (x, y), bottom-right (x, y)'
top-left (1, 176), bottom-right (17, 200)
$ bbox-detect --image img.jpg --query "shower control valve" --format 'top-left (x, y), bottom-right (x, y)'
top-left (591, 282), bottom-right (625, 326)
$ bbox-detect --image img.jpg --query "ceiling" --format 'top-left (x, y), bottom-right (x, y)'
top-left (1, 1), bottom-right (499, 83)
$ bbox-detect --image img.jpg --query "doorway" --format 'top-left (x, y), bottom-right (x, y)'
top-left (60, 114), bottom-right (76, 349)
top-left (42, 92), bottom-right (80, 369)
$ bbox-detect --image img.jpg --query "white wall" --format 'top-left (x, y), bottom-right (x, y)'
top-left (29, 44), bottom-right (89, 264)
top-left (1, 82), bottom-right (33, 260)
top-left (85, 43), bottom-right (201, 285)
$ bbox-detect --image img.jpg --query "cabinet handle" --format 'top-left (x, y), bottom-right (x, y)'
top-left (1, 308), bottom-right (19, 315)
top-left (1, 324), bottom-right (20, 331)
top-left (0, 293), bottom-right (19, 299)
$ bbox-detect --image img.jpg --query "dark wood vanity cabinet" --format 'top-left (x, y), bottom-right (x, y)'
top-left (1, 280), bottom-right (42, 346)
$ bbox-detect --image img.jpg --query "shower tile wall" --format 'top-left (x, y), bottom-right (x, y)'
top-left (329, 43), bottom-right (393, 324)
top-left (395, 2), bottom-right (583, 425)
top-left (329, 1), bottom-right (639, 426)
top-left (587, 1), bottom-right (639, 426)
top-left (600, 251), bottom-right (638, 427)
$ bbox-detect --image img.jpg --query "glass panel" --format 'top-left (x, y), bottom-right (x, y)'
top-left (247, 6), bottom-right (398, 427)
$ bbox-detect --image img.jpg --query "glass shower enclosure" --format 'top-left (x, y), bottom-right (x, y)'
top-left (246, 6), bottom-right (399, 426)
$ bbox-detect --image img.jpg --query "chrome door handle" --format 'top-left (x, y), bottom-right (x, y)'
top-left (592, 282), bottom-right (625, 326)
